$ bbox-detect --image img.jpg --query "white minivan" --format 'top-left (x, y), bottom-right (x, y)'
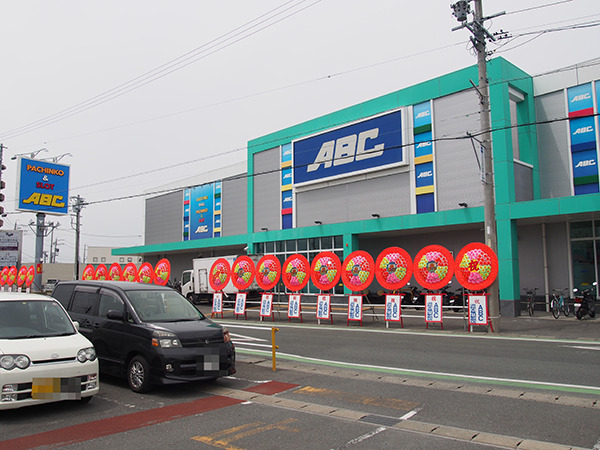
top-left (0, 292), bottom-right (99, 410)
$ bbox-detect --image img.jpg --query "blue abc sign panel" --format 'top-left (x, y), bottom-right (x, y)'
top-left (17, 158), bottom-right (70, 215)
top-left (293, 110), bottom-right (404, 184)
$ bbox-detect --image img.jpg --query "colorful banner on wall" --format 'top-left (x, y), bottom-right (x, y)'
top-left (281, 143), bottom-right (293, 229)
top-left (183, 182), bottom-right (222, 240)
top-left (567, 82), bottom-right (599, 195)
top-left (413, 101), bottom-right (435, 213)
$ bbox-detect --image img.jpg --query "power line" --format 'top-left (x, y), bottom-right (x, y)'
top-left (0, 0), bottom-right (323, 141)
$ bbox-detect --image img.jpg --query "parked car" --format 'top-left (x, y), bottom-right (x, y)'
top-left (0, 292), bottom-right (99, 410)
top-left (51, 281), bottom-right (236, 393)
top-left (44, 279), bottom-right (59, 295)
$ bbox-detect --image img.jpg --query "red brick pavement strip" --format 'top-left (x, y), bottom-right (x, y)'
top-left (243, 380), bottom-right (299, 395)
top-left (0, 395), bottom-right (243, 450)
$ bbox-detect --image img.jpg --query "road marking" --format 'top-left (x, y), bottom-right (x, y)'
top-left (293, 386), bottom-right (419, 412)
top-left (399, 408), bottom-right (421, 421)
top-left (237, 348), bottom-right (600, 395)
top-left (336, 426), bottom-right (386, 448)
top-left (191, 418), bottom-right (300, 449)
top-left (565, 345), bottom-right (600, 351)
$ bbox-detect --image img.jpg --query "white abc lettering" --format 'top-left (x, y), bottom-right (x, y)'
top-left (575, 159), bottom-right (596, 168)
top-left (283, 173), bottom-right (292, 179)
top-left (417, 171), bottom-right (433, 178)
top-left (333, 134), bottom-right (357, 166)
top-left (307, 140), bottom-right (335, 172)
top-left (415, 110), bottom-right (430, 119)
top-left (195, 225), bottom-right (209, 233)
top-left (571, 94), bottom-right (591, 102)
top-left (573, 126), bottom-right (594, 135)
top-left (283, 196), bottom-right (292, 203)
top-left (283, 149), bottom-right (292, 155)
top-left (355, 128), bottom-right (384, 161)
top-left (307, 128), bottom-right (384, 172)
top-left (416, 142), bottom-right (432, 149)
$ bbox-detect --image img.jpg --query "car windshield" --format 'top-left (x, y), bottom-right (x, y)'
top-left (0, 300), bottom-right (76, 339)
top-left (126, 289), bottom-right (206, 323)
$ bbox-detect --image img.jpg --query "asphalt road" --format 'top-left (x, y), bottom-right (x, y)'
top-left (1, 315), bottom-right (599, 449)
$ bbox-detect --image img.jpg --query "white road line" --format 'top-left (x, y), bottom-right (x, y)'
top-left (337, 426), bottom-right (387, 448)
top-left (565, 345), bottom-right (600, 351)
top-left (399, 408), bottom-right (421, 421)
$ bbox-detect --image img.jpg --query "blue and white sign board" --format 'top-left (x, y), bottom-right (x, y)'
top-left (425, 294), bottom-right (443, 323)
top-left (348, 295), bottom-right (363, 321)
top-left (288, 294), bottom-right (301, 318)
top-left (17, 157), bottom-right (70, 215)
top-left (188, 184), bottom-right (214, 240)
top-left (385, 294), bottom-right (402, 322)
top-left (293, 110), bottom-right (404, 185)
top-left (316, 294), bottom-right (331, 320)
top-left (260, 293), bottom-right (273, 318)
top-left (234, 293), bottom-right (247, 316)
top-left (212, 292), bottom-right (223, 314)
top-left (468, 294), bottom-right (489, 326)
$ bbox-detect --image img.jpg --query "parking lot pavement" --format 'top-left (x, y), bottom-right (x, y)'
top-left (196, 303), bottom-right (600, 342)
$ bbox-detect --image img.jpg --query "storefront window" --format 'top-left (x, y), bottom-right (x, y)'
top-left (570, 221), bottom-right (593, 238)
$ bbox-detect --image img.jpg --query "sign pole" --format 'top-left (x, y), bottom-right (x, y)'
top-left (33, 212), bottom-right (45, 293)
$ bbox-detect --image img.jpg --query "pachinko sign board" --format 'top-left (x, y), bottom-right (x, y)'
top-left (347, 295), bottom-right (363, 323)
top-left (468, 294), bottom-right (489, 326)
top-left (385, 294), bottom-right (402, 322)
top-left (316, 294), bottom-right (331, 321)
top-left (288, 294), bottom-right (302, 320)
top-left (260, 293), bottom-right (273, 318)
top-left (212, 292), bottom-right (223, 316)
top-left (122, 263), bottom-right (138, 282)
top-left (234, 293), bottom-right (247, 317)
top-left (95, 264), bottom-right (108, 281)
top-left (425, 294), bottom-right (443, 324)
top-left (17, 157), bottom-right (70, 215)
top-left (108, 263), bottom-right (122, 281)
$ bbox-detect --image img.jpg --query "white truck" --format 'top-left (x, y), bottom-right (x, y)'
top-left (181, 255), bottom-right (262, 304)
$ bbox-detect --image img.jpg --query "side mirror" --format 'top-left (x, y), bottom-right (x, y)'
top-left (106, 309), bottom-right (124, 321)
top-left (73, 321), bottom-right (80, 331)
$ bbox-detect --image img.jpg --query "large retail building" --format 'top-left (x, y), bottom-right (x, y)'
top-left (115, 57), bottom-right (600, 317)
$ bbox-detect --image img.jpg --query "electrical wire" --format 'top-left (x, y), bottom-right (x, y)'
top-left (0, 0), bottom-right (323, 141)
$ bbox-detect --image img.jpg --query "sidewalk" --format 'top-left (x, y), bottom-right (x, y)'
top-left (198, 304), bottom-right (600, 342)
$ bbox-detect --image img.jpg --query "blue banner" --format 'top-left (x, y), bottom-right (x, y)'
top-left (293, 110), bottom-right (403, 184)
top-left (17, 158), bottom-right (70, 215)
top-left (189, 184), bottom-right (214, 240)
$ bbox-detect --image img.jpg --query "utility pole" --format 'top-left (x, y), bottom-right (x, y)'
top-left (451, 0), bottom-right (505, 331)
top-left (71, 195), bottom-right (85, 280)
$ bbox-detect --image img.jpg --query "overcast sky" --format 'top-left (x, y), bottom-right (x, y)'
top-left (1, 0), bottom-right (598, 264)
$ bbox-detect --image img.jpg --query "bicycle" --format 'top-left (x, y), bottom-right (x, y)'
top-left (551, 288), bottom-right (570, 318)
top-left (523, 288), bottom-right (537, 316)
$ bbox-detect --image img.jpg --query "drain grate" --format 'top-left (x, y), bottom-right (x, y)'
top-left (359, 414), bottom-right (401, 427)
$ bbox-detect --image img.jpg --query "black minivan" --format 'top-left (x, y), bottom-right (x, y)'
top-left (52, 280), bottom-right (235, 393)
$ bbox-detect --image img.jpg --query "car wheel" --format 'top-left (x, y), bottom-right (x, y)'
top-left (128, 355), bottom-right (152, 393)
top-left (80, 395), bottom-right (93, 404)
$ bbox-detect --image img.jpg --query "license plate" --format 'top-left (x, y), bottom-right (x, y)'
top-left (32, 377), bottom-right (81, 400)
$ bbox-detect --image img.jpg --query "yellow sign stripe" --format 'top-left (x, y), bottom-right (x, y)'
top-left (414, 154), bottom-right (433, 164)
top-left (415, 185), bottom-right (435, 195)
